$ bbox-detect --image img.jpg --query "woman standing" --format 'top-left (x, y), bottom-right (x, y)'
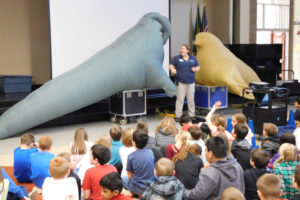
top-left (169, 44), bottom-right (200, 120)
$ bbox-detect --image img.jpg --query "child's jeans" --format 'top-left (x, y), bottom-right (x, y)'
top-left (122, 176), bottom-right (146, 195)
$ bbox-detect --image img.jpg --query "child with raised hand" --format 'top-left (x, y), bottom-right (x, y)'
top-left (256, 174), bottom-right (283, 200)
top-left (82, 144), bottom-right (117, 200)
top-left (119, 128), bottom-right (135, 177)
top-left (30, 135), bottom-right (55, 190)
top-left (109, 125), bottom-right (124, 174)
top-left (166, 130), bottom-right (190, 160)
top-left (42, 157), bottom-right (79, 200)
top-left (205, 101), bottom-right (233, 142)
top-left (14, 133), bottom-right (38, 183)
top-left (70, 128), bottom-right (93, 168)
top-left (154, 116), bottom-right (177, 147)
top-left (244, 148), bottom-right (270, 200)
top-left (231, 113), bottom-right (254, 146)
top-left (173, 143), bottom-right (203, 189)
top-left (100, 172), bottom-right (134, 200)
top-left (274, 143), bottom-right (300, 199)
top-left (141, 158), bottom-right (186, 200)
top-left (261, 123), bottom-right (280, 157)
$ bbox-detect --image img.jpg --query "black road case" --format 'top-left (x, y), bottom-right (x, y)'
top-left (109, 89), bottom-right (146, 124)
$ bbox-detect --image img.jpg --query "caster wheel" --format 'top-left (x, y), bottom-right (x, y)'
top-left (110, 116), bottom-right (117, 123)
top-left (136, 116), bottom-right (143, 122)
top-left (120, 119), bottom-right (127, 125)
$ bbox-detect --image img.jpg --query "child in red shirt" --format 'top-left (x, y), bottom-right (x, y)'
top-left (82, 144), bottom-right (117, 200)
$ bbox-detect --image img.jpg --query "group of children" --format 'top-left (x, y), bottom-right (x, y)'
top-left (1, 97), bottom-right (300, 200)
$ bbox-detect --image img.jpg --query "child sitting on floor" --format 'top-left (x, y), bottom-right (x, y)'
top-left (30, 136), bottom-right (55, 190)
top-left (42, 157), bottom-right (78, 200)
top-left (82, 144), bottom-right (117, 200)
top-left (154, 116), bottom-right (177, 147)
top-left (109, 125), bottom-right (124, 174)
top-left (122, 130), bottom-right (156, 196)
top-left (274, 143), bottom-right (300, 199)
top-left (14, 133), bottom-right (38, 183)
top-left (261, 123), bottom-right (280, 157)
top-left (256, 174), bottom-right (284, 200)
top-left (231, 113), bottom-right (254, 146)
top-left (244, 148), bottom-right (270, 200)
top-left (293, 164), bottom-right (300, 200)
top-left (231, 123), bottom-right (252, 170)
top-left (166, 130), bottom-right (190, 160)
top-left (141, 158), bottom-right (186, 199)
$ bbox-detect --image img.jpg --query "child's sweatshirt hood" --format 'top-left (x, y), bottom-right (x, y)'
top-left (149, 176), bottom-right (181, 197)
top-left (210, 158), bottom-right (241, 182)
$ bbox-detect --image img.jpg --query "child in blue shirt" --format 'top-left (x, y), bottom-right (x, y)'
top-left (30, 135), bottom-right (55, 189)
top-left (109, 125), bottom-right (124, 174)
top-left (122, 130), bottom-right (156, 196)
top-left (14, 133), bottom-right (38, 182)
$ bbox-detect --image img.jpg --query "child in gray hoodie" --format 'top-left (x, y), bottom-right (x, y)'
top-left (187, 136), bottom-right (244, 200)
top-left (141, 158), bottom-right (186, 200)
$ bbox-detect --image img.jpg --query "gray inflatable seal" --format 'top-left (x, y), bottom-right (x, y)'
top-left (0, 12), bottom-right (175, 139)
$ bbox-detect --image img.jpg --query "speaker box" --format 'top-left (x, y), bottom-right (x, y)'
top-left (243, 105), bottom-right (287, 134)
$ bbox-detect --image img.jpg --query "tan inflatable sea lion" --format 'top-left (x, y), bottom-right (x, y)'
top-left (194, 32), bottom-right (261, 99)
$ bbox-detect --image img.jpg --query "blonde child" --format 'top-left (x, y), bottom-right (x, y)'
top-left (141, 158), bottom-right (186, 199)
top-left (119, 128), bottom-right (135, 177)
top-left (166, 130), bottom-right (190, 160)
top-left (155, 116), bottom-right (177, 146)
top-left (14, 133), bottom-right (38, 182)
top-left (69, 128), bottom-right (93, 168)
top-left (43, 157), bottom-right (78, 200)
top-left (30, 136), bottom-right (55, 189)
top-left (205, 101), bottom-right (234, 142)
top-left (95, 135), bottom-right (112, 148)
top-left (221, 187), bottom-right (245, 200)
top-left (274, 143), bottom-right (300, 199)
top-left (256, 174), bottom-right (283, 200)
top-left (57, 152), bottom-right (81, 199)
top-left (231, 113), bottom-right (254, 146)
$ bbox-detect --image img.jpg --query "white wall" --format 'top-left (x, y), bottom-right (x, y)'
top-left (293, 0), bottom-right (300, 80)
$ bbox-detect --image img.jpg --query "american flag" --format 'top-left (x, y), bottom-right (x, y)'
top-left (202, 1), bottom-right (208, 32)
